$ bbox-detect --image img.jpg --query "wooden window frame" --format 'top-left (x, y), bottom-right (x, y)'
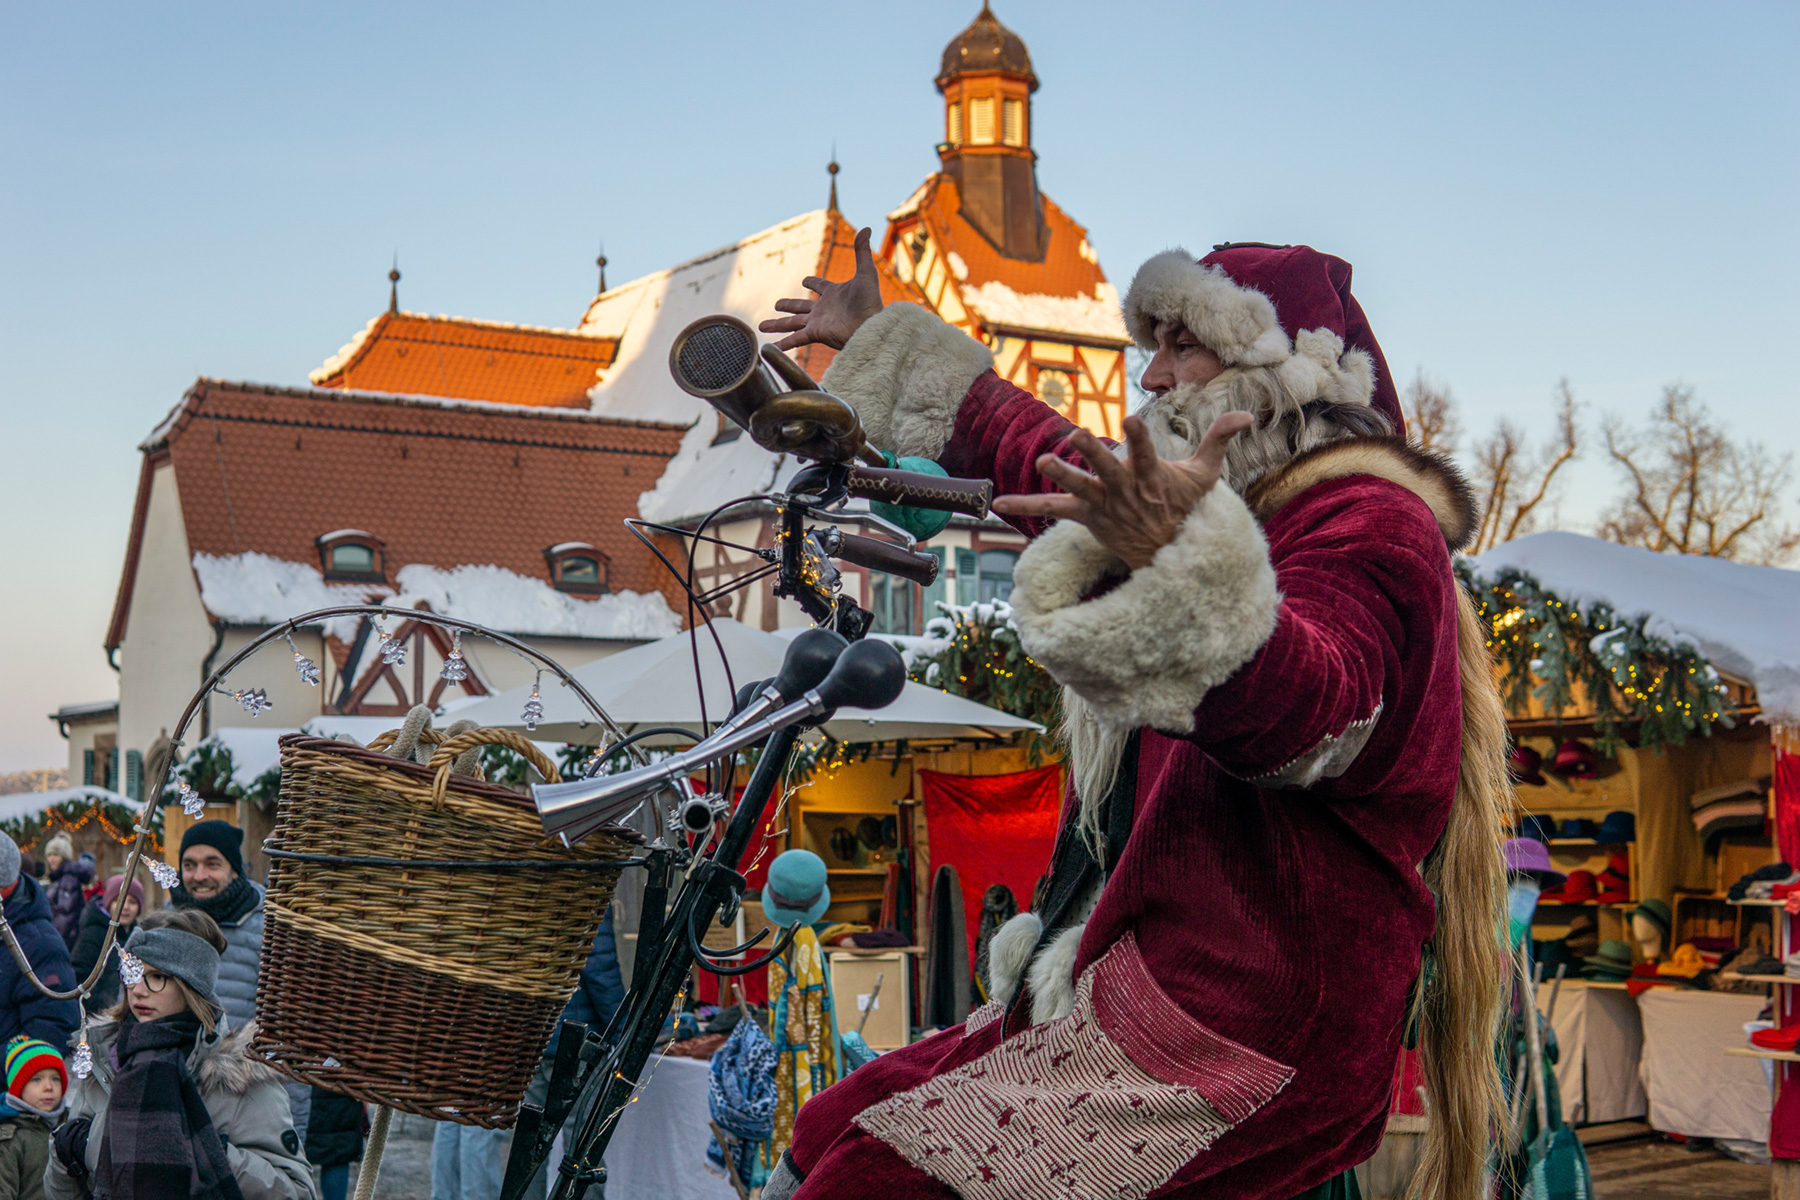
top-left (545, 543), bottom-right (611, 595)
top-left (317, 531), bottom-right (387, 583)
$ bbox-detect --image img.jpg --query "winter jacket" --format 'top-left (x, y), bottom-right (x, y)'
top-left (544, 912), bottom-right (625, 1061)
top-left (0, 1099), bottom-right (54, 1200)
top-left (790, 307), bottom-right (1477, 1200)
top-left (302, 1087), bottom-right (363, 1170)
top-left (169, 880), bottom-right (308, 1141)
top-left (69, 899), bottom-right (133, 1016)
top-left (43, 864), bottom-right (90, 950)
top-left (0, 878), bottom-right (81, 1055)
top-left (44, 1016), bottom-right (315, 1200)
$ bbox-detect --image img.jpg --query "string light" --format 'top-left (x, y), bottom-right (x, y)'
top-left (118, 950), bottom-right (144, 987)
top-left (523, 673), bottom-right (545, 731)
top-left (441, 630), bottom-right (469, 683)
top-left (378, 620), bottom-right (408, 667)
top-left (283, 633), bottom-right (320, 687)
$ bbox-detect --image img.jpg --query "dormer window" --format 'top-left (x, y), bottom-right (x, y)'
top-left (545, 543), bottom-right (610, 595)
top-left (317, 530), bottom-right (385, 582)
top-left (1002, 98), bottom-right (1025, 146)
top-left (947, 101), bottom-right (963, 145)
top-left (969, 96), bottom-right (995, 144)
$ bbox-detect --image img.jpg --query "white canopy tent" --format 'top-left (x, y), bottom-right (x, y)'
top-left (451, 618), bottom-right (1041, 745)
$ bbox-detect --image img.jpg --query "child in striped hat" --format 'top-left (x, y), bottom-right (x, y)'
top-left (0, 1034), bottom-right (66, 1197)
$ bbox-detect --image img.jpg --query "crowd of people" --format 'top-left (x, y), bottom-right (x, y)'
top-left (0, 820), bottom-right (622, 1200)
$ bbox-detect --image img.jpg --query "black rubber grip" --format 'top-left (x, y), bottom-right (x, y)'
top-left (823, 531), bottom-right (941, 587)
top-left (846, 465), bottom-right (992, 519)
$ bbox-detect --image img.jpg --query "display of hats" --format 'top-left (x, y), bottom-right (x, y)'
top-left (1559, 817), bottom-right (1598, 840)
top-left (1550, 739), bottom-right (1600, 779)
top-left (1752, 1025), bottom-right (1800, 1052)
top-left (1518, 814), bottom-right (1558, 845)
top-left (1583, 939), bottom-right (1634, 981)
top-left (1502, 838), bottom-right (1567, 887)
top-left (1508, 744), bottom-right (1548, 788)
top-left (1595, 810), bottom-right (1636, 844)
top-left (1655, 942), bottom-right (1705, 979)
top-left (1690, 779), bottom-right (1767, 846)
top-left (1595, 852), bottom-right (1631, 903)
top-left (879, 814), bottom-right (898, 849)
top-left (856, 816), bottom-right (885, 851)
top-left (829, 827), bottom-right (857, 863)
top-left (1564, 912), bottom-right (1601, 960)
top-left (1631, 897), bottom-right (1673, 941)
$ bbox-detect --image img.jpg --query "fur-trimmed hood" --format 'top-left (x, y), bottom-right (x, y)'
top-left (83, 1015), bottom-right (285, 1096)
top-left (1244, 436), bottom-right (1478, 552)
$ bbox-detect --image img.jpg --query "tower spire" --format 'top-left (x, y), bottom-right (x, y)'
top-left (388, 254), bottom-right (400, 314)
top-left (827, 153), bottom-right (840, 212)
top-left (596, 240), bottom-right (608, 294)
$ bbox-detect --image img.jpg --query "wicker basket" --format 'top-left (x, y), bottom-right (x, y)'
top-left (253, 728), bottom-right (641, 1128)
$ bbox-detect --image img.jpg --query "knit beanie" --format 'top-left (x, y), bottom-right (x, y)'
top-left (125, 927), bottom-right (222, 1013)
top-left (0, 834), bottom-right (18, 892)
top-left (179, 819), bottom-right (245, 878)
top-left (5, 1036), bottom-right (66, 1102)
top-left (103, 873), bottom-right (146, 913)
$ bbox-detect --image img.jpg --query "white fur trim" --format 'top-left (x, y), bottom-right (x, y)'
top-left (1027, 922), bottom-right (1085, 1025)
top-left (820, 302), bottom-right (994, 459)
top-left (1010, 487), bottom-right (1281, 734)
top-left (1121, 250), bottom-right (1376, 407)
top-left (986, 911), bottom-right (1041, 1008)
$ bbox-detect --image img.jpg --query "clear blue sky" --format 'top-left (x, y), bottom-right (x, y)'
top-left (2, 1), bottom-right (1795, 770)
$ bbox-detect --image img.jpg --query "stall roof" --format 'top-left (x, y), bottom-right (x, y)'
top-left (1466, 532), bottom-right (1800, 723)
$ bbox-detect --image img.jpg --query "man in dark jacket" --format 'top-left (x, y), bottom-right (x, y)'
top-left (0, 834), bottom-right (80, 1053)
top-left (69, 874), bottom-right (142, 1014)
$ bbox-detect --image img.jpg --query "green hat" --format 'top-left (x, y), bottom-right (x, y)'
top-left (1582, 938), bottom-right (1634, 979)
top-left (1632, 898), bottom-right (1672, 939)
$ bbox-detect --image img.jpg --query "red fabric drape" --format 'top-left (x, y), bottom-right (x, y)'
top-left (918, 766), bottom-right (1063, 974)
top-left (1775, 748), bottom-right (1800, 869)
top-left (692, 790), bottom-right (784, 1007)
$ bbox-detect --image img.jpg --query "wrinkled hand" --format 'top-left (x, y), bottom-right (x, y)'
top-left (759, 227), bottom-right (885, 352)
top-left (991, 413), bottom-right (1253, 569)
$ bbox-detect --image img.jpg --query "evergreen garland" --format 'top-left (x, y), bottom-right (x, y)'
top-left (165, 740), bottom-right (281, 809)
top-left (898, 600), bottom-right (1061, 759)
top-left (1456, 560), bottom-right (1734, 753)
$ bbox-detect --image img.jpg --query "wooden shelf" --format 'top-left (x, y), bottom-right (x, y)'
top-left (1727, 1046), bottom-right (1800, 1064)
top-left (1536, 899), bottom-right (1633, 907)
top-left (1719, 973), bottom-right (1800, 985)
top-left (826, 868), bottom-right (888, 876)
top-left (1584, 980), bottom-right (1631, 990)
top-left (1547, 838), bottom-right (1636, 847)
top-left (1730, 898), bottom-right (1788, 907)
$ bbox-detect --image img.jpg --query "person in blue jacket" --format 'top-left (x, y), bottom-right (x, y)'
top-left (0, 834), bottom-right (81, 1054)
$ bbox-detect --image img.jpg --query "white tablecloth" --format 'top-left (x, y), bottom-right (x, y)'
top-left (1636, 988), bottom-right (1771, 1142)
top-left (1536, 981), bottom-right (1647, 1124)
top-left (600, 1054), bottom-right (738, 1200)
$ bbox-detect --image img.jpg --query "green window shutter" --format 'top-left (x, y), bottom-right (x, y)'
top-left (125, 750), bottom-right (144, 802)
top-left (104, 752), bottom-right (117, 792)
top-left (955, 548), bottom-right (978, 606)
top-left (82, 749), bottom-right (95, 786)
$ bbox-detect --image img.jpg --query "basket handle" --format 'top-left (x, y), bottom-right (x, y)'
top-left (366, 727), bottom-right (452, 755)
top-left (425, 728), bottom-right (563, 808)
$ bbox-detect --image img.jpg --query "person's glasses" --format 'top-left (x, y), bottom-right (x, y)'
top-left (139, 969), bottom-right (171, 994)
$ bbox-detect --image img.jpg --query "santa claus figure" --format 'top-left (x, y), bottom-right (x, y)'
top-left (759, 234), bottom-right (1509, 1200)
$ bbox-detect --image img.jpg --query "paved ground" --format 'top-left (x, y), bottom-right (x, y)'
top-left (1586, 1133), bottom-right (1769, 1199)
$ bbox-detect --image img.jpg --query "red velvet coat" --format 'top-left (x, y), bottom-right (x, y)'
top-left (801, 338), bottom-right (1476, 1198)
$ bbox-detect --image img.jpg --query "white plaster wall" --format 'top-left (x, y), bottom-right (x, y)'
top-left (117, 464), bottom-right (215, 760)
top-left (60, 718), bottom-right (119, 783)
top-left (207, 626), bottom-right (330, 732)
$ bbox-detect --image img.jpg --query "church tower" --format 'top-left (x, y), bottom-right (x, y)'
top-left (880, 5), bottom-right (1131, 441)
top-left (936, 3), bottom-right (1043, 260)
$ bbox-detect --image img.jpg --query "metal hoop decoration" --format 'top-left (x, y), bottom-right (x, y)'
top-left (0, 604), bottom-right (641, 1001)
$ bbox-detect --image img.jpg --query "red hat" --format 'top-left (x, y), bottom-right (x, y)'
top-left (1558, 869), bottom-right (1598, 903)
top-left (1550, 739), bottom-right (1599, 779)
top-left (1508, 745), bottom-right (1547, 788)
top-left (1121, 243), bottom-right (1403, 434)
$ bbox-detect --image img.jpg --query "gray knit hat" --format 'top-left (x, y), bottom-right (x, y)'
top-left (124, 927), bottom-right (221, 1012)
top-left (0, 834), bottom-right (19, 891)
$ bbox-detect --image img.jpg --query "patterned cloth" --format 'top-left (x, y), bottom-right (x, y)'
top-left (707, 1016), bottom-right (777, 1187)
top-left (768, 927), bottom-right (839, 1165)
top-left (95, 1014), bottom-right (244, 1200)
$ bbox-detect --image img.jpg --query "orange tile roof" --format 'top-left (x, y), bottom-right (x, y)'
top-left (107, 380), bottom-right (690, 648)
top-left (310, 312), bottom-right (620, 408)
top-left (792, 209), bottom-right (930, 380)
top-left (883, 174), bottom-right (1125, 343)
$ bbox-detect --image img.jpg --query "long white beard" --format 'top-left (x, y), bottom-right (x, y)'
top-left (1060, 365), bottom-right (1392, 844)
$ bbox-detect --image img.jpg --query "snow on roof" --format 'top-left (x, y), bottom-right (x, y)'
top-left (577, 210), bottom-right (837, 522)
top-left (1465, 531), bottom-right (1800, 723)
top-left (52, 700), bottom-right (118, 721)
top-left (887, 181), bottom-right (931, 222)
top-left (192, 552), bottom-right (679, 641)
top-left (0, 786), bottom-right (142, 825)
top-left (959, 280), bottom-right (1129, 344)
top-left (390, 564), bottom-right (679, 640)
top-left (313, 314), bottom-right (382, 381)
top-left (203, 726), bottom-right (301, 788)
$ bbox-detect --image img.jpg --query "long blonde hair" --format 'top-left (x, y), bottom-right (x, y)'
top-left (1409, 586), bottom-right (1511, 1200)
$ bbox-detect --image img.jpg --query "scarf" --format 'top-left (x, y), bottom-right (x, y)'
top-left (96, 1014), bottom-right (244, 1200)
top-left (706, 1016), bottom-right (777, 1187)
top-left (170, 876), bottom-right (258, 927)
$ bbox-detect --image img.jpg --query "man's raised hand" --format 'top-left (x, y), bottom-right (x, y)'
top-left (991, 412), bottom-right (1254, 569)
top-left (759, 226), bottom-right (885, 352)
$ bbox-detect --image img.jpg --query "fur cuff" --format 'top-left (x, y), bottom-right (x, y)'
top-left (1010, 487), bottom-right (1280, 734)
top-left (820, 302), bottom-right (994, 459)
top-left (1122, 250), bottom-right (1374, 407)
top-left (1027, 923), bottom-right (1085, 1025)
top-left (986, 911), bottom-right (1041, 1009)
